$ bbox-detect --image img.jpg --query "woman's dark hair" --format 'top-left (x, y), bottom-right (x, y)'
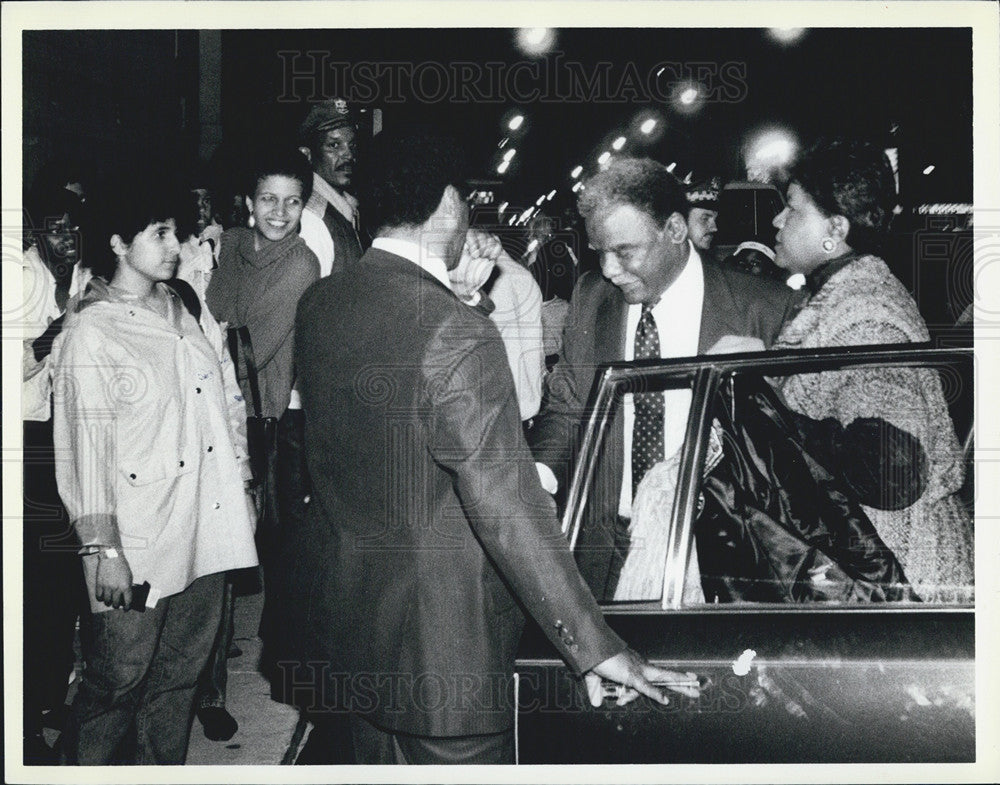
top-left (790, 138), bottom-right (897, 255)
top-left (362, 126), bottom-right (470, 231)
top-left (86, 177), bottom-right (184, 281)
top-left (245, 147), bottom-right (314, 204)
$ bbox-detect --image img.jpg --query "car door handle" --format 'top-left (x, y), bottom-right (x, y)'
top-left (599, 676), bottom-right (708, 702)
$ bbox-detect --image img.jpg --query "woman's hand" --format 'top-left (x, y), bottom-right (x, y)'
top-left (94, 551), bottom-right (134, 609)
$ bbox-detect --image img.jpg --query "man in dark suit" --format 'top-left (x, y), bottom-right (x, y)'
top-left (279, 129), bottom-right (698, 765)
top-left (529, 157), bottom-right (803, 599)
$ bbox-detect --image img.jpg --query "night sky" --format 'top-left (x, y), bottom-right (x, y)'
top-left (221, 27), bottom-right (972, 210)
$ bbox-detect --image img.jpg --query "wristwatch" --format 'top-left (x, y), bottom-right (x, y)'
top-left (81, 545), bottom-right (119, 559)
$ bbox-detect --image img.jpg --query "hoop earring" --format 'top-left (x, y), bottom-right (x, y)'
top-left (248, 215), bottom-right (256, 229)
top-left (821, 237), bottom-right (836, 253)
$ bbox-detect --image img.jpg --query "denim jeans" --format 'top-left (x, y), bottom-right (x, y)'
top-left (62, 572), bottom-right (224, 764)
top-left (195, 576), bottom-right (235, 710)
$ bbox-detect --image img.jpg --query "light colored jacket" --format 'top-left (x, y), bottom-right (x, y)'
top-left (488, 252), bottom-right (545, 420)
top-left (774, 254), bottom-right (973, 601)
top-left (21, 245), bottom-right (90, 421)
top-left (52, 279), bottom-right (258, 612)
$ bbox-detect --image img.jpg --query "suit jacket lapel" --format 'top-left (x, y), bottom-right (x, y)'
top-left (698, 262), bottom-right (739, 353)
top-left (595, 282), bottom-right (627, 365)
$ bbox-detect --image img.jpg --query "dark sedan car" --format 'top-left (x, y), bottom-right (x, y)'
top-left (515, 344), bottom-right (974, 764)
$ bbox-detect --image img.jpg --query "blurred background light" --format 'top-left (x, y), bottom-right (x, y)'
top-left (745, 127), bottom-right (799, 180)
top-left (612, 135), bottom-right (627, 151)
top-left (515, 27), bottom-right (556, 57)
top-left (768, 28), bottom-right (806, 45)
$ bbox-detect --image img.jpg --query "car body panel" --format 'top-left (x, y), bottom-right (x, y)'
top-left (516, 610), bottom-right (973, 763)
top-left (515, 344), bottom-right (974, 763)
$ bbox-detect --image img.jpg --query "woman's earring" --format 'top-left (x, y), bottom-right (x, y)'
top-left (248, 215), bottom-right (256, 229)
top-left (821, 237), bottom-right (836, 253)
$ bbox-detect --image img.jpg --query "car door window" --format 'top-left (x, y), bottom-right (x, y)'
top-left (568, 350), bottom-right (974, 610)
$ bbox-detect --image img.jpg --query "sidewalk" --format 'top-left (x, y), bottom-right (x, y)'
top-left (185, 590), bottom-right (303, 765)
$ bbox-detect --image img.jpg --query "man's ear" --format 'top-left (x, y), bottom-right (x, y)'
top-left (664, 212), bottom-right (688, 244)
top-left (298, 146), bottom-right (312, 164)
top-left (829, 214), bottom-right (851, 244)
top-left (439, 184), bottom-right (466, 218)
top-left (109, 234), bottom-right (129, 259)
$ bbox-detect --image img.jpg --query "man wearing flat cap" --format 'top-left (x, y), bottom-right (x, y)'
top-left (298, 98), bottom-right (369, 273)
top-left (684, 174), bottom-right (721, 256)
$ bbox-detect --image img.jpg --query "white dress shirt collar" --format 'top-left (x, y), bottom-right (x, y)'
top-left (618, 241), bottom-right (704, 517)
top-left (371, 237), bottom-right (453, 293)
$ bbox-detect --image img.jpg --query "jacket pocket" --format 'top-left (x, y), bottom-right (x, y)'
top-left (118, 451), bottom-right (196, 487)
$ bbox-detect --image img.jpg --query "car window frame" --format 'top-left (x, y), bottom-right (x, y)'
top-left (562, 343), bottom-right (975, 611)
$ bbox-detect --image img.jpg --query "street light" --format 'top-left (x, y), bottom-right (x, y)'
top-left (597, 151), bottom-right (611, 165)
top-left (923, 165), bottom-right (936, 175)
top-left (508, 115), bottom-right (525, 131)
top-left (497, 160), bottom-right (510, 174)
top-left (571, 165), bottom-right (583, 178)
top-left (503, 148), bottom-right (517, 162)
top-left (612, 136), bottom-right (627, 151)
top-left (640, 119), bottom-right (657, 134)
top-left (516, 28), bottom-right (556, 57)
top-left (768, 28), bottom-right (806, 45)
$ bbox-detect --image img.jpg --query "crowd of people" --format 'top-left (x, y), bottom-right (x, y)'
top-left (21, 98), bottom-right (973, 766)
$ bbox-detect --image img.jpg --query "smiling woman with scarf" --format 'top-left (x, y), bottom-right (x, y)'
top-left (203, 147), bottom-right (320, 737)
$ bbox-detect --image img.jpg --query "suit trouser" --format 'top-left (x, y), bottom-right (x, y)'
top-left (350, 714), bottom-right (515, 765)
top-left (62, 572), bottom-right (224, 764)
top-left (575, 513), bottom-right (631, 602)
top-left (260, 408), bottom-right (309, 660)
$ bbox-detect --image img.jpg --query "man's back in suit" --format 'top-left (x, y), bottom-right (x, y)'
top-left (273, 132), bottom-right (697, 764)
